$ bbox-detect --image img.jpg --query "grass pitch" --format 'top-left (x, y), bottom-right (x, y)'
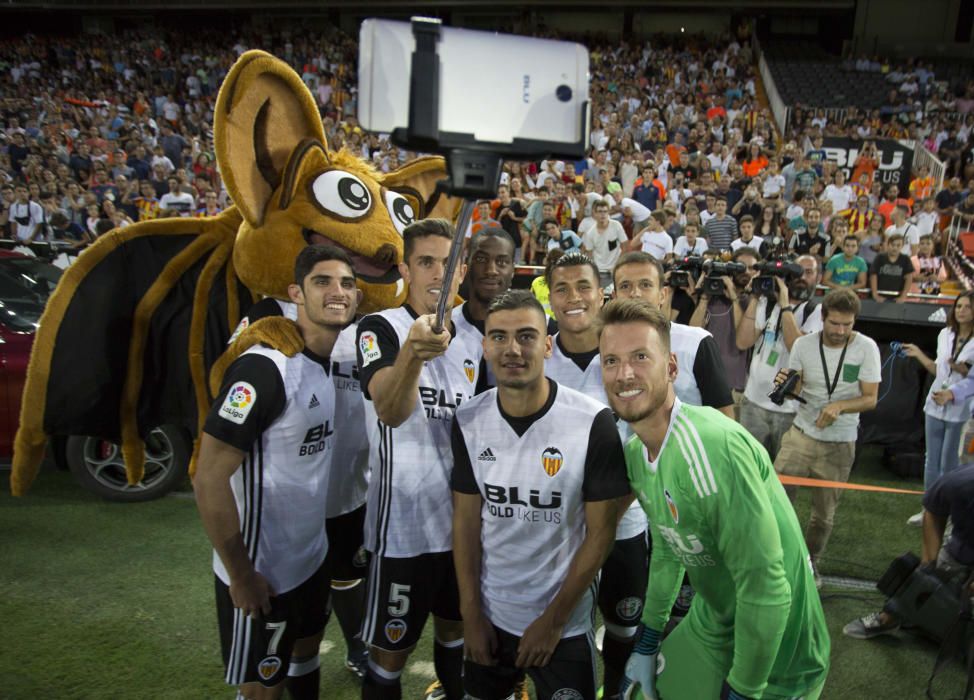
top-left (1, 447), bottom-right (967, 699)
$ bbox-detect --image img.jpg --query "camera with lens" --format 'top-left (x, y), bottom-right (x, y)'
top-left (666, 255), bottom-right (704, 288)
top-left (752, 259), bottom-right (804, 297)
top-left (702, 259), bottom-right (746, 297)
top-left (768, 369), bottom-right (804, 406)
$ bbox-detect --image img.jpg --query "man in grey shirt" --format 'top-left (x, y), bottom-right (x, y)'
top-left (771, 288), bottom-right (881, 586)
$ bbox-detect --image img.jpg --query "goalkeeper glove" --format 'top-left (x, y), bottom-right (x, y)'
top-left (619, 626), bottom-right (661, 700)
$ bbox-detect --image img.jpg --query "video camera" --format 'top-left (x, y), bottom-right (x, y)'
top-left (752, 259), bottom-right (804, 298)
top-left (768, 369), bottom-right (806, 406)
top-left (878, 552), bottom-right (972, 646)
top-left (666, 256), bottom-right (704, 288)
top-left (701, 259), bottom-right (746, 298)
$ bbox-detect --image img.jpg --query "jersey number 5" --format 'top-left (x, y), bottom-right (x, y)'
top-left (388, 583), bottom-right (411, 617)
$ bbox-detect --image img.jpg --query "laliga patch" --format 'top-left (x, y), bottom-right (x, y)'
top-left (219, 382), bottom-right (256, 424)
top-left (384, 618), bottom-right (407, 644)
top-left (227, 316), bottom-right (249, 344)
top-left (257, 655), bottom-right (282, 681)
top-left (615, 596), bottom-right (642, 621)
top-left (463, 358), bottom-right (476, 383)
top-left (664, 488), bottom-right (679, 524)
top-left (359, 331), bottom-right (381, 367)
top-left (551, 690), bottom-right (583, 700)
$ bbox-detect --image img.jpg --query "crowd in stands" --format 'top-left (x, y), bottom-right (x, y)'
top-left (787, 54), bottom-right (974, 181)
top-left (0, 22), bottom-right (973, 299)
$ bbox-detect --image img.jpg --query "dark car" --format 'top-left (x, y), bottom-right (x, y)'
top-left (0, 250), bottom-right (190, 501)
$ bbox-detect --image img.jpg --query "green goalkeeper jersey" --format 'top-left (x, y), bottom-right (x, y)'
top-left (624, 399), bottom-right (830, 698)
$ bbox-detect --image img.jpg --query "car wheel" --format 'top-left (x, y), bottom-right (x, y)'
top-left (65, 425), bottom-right (191, 502)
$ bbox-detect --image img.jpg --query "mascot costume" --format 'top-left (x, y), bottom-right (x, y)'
top-left (10, 50), bottom-right (457, 495)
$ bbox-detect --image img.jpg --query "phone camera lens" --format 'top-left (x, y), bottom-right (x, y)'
top-left (556, 85), bottom-right (572, 102)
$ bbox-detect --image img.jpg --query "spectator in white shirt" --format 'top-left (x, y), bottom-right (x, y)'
top-left (581, 200), bottom-right (628, 288)
top-left (730, 215), bottom-right (765, 254)
top-left (761, 160), bottom-right (786, 200)
top-left (885, 204), bottom-right (921, 255)
top-left (606, 181), bottom-right (652, 227)
top-left (629, 211), bottom-right (674, 262)
top-left (822, 170), bottom-right (854, 213)
top-left (674, 221), bottom-right (709, 257)
top-left (912, 197), bottom-right (940, 237)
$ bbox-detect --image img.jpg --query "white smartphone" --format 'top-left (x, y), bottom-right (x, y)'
top-left (358, 18), bottom-right (590, 158)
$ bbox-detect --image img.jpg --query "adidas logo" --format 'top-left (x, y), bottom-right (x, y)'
top-left (478, 448), bottom-right (496, 462)
top-left (309, 394), bottom-right (320, 409)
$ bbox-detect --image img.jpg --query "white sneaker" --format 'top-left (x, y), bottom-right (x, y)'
top-left (907, 511), bottom-right (923, 527)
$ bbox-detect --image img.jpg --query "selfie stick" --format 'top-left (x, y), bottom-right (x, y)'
top-left (434, 198), bottom-right (475, 333)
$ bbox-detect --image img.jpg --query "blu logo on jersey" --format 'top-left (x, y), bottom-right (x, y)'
top-left (298, 421), bottom-right (334, 456)
top-left (657, 524), bottom-right (715, 567)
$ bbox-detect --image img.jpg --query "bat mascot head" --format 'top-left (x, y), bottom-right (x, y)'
top-left (11, 50), bottom-right (456, 496)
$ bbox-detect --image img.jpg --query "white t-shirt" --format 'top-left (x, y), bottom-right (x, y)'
top-left (607, 195), bottom-right (651, 223)
top-left (744, 298), bottom-right (824, 413)
top-left (924, 327), bottom-right (974, 423)
top-left (788, 331), bottom-right (882, 442)
top-left (823, 184), bottom-right (854, 213)
top-left (885, 223), bottom-right (920, 255)
top-left (9, 200), bottom-right (45, 241)
top-left (762, 174), bottom-right (786, 198)
top-left (159, 191), bottom-right (196, 216)
top-left (913, 211), bottom-right (939, 237)
top-left (639, 230), bottom-right (674, 260)
top-left (581, 220), bottom-right (628, 272)
top-left (674, 236), bottom-right (709, 257)
top-left (731, 235), bottom-right (764, 252)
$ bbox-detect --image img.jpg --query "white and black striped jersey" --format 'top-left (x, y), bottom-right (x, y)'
top-left (669, 323), bottom-right (733, 408)
top-left (203, 344), bottom-right (336, 594)
top-left (326, 323), bottom-right (369, 518)
top-left (357, 305), bottom-right (483, 558)
top-left (229, 299), bottom-right (369, 519)
top-left (451, 380), bottom-right (630, 637)
top-left (545, 334), bottom-right (647, 540)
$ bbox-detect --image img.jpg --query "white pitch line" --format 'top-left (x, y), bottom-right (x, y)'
top-left (407, 661), bottom-right (437, 679)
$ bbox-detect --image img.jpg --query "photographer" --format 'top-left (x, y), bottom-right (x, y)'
top-left (843, 465), bottom-right (974, 639)
top-left (772, 289), bottom-right (881, 585)
top-left (690, 247), bottom-right (761, 416)
top-left (737, 255), bottom-right (823, 458)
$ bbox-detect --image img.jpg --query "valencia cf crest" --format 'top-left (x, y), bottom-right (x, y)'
top-left (257, 655), bottom-right (282, 681)
top-left (664, 488), bottom-right (679, 524)
top-left (542, 447), bottom-right (564, 477)
top-left (463, 358), bottom-right (476, 383)
top-left (385, 618), bottom-right (407, 644)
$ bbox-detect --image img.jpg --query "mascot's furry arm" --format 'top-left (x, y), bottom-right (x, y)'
top-left (11, 50), bottom-right (458, 496)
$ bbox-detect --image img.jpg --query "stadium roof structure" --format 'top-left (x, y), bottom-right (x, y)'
top-left (1, 0), bottom-right (855, 9)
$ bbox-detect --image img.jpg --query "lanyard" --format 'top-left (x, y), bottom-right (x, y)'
top-left (819, 332), bottom-right (850, 400)
top-left (951, 332), bottom-right (971, 364)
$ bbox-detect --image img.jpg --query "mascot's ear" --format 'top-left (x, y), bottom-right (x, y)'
top-left (381, 155), bottom-right (462, 221)
top-left (214, 50), bottom-right (326, 227)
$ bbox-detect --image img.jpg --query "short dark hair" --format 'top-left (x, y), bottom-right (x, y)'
top-left (485, 289), bottom-right (546, 324)
top-left (595, 299), bottom-right (671, 353)
top-left (540, 217), bottom-right (560, 231)
top-left (403, 217), bottom-right (454, 261)
top-left (739, 215), bottom-right (754, 226)
top-left (466, 226), bottom-right (514, 264)
top-left (592, 200), bottom-right (609, 212)
top-left (546, 251), bottom-right (600, 288)
top-left (294, 244), bottom-right (356, 287)
top-left (821, 287), bottom-right (861, 319)
top-left (731, 246), bottom-right (761, 262)
top-left (843, 235), bottom-right (860, 245)
top-left (612, 251), bottom-right (665, 287)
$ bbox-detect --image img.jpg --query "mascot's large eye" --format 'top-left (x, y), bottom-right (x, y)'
top-left (384, 191), bottom-right (416, 236)
top-left (311, 170), bottom-right (373, 219)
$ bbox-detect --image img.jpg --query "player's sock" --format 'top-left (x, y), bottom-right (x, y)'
top-left (433, 637), bottom-right (464, 700)
top-left (363, 658), bottom-right (402, 700)
top-left (285, 654), bottom-right (320, 700)
top-left (601, 624), bottom-right (637, 700)
top-left (332, 579), bottom-right (368, 659)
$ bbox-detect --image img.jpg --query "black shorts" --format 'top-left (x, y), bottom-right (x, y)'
top-left (325, 504), bottom-right (368, 582)
top-left (598, 532), bottom-right (649, 628)
top-left (360, 551), bottom-right (461, 651)
top-left (215, 560), bottom-right (330, 687)
top-left (464, 625), bottom-right (598, 700)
